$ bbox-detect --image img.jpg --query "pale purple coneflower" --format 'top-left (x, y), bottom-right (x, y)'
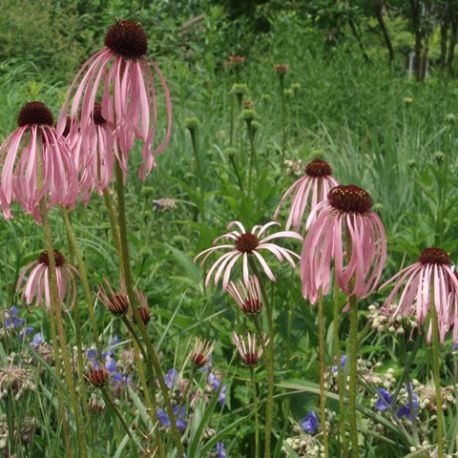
top-left (16, 250), bottom-right (78, 310)
top-left (0, 102), bottom-right (78, 221)
top-left (301, 185), bottom-right (386, 303)
top-left (232, 332), bottom-right (268, 366)
top-left (226, 275), bottom-right (263, 316)
top-left (57, 20), bottom-right (172, 180)
top-left (195, 221), bottom-right (302, 289)
top-left (274, 159), bottom-right (338, 232)
top-left (380, 248), bottom-right (458, 343)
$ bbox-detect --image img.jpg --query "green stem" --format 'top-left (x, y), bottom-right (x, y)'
top-left (348, 294), bottom-right (359, 458)
top-left (251, 367), bottom-right (260, 458)
top-left (333, 288), bottom-right (347, 457)
top-left (61, 210), bottom-right (100, 356)
top-left (247, 120), bottom-right (258, 198)
top-left (318, 290), bottom-right (329, 457)
top-left (431, 304), bottom-right (444, 457)
top-left (188, 127), bottom-right (205, 219)
top-left (103, 189), bottom-right (124, 276)
top-left (114, 162), bottom-right (184, 456)
top-left (39, 201), bottom-right (87, 458)
top-left (229, 94), bottom-right (235, 147)
top-left (101, 386), bottom-right (142, 453)
top-left (278, 74), bottom-right (287, 160)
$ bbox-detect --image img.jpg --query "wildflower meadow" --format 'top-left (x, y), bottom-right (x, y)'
top-left (2, 1), bottom-right (458, 457)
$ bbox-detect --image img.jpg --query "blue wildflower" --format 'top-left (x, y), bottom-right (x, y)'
top-left (208, 372), bottom-right (227, 407)
top-left (331, 355), bottom-right (347, 374)
top-left (5, 306), bottom-right (25, 330)
top-left (19, 326), bottom-right (34, 340)
top-left (375, 388), bottom-right (393, 412)
top-left (452, 342), bottom-right (458, 352)
top-left (30, 333), bottom-right (44, 348)
top-left (396, 385), bottom-right (419, 421)
top-left (105, 356), bottom-right (117, 373)
top-left (300, 411), bottom-right (319, 435)
top-left (164, 368), bottom-right (179, 389)
top-left (156, 405), bottom-right (187, 432)
top-left (216, 442), bottom-right (226, 458)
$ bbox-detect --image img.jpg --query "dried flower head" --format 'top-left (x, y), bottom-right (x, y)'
top-left (191, 338), bottom-right (214, 367)
top-left (226, 276), bottom-right (263, 316)
top-left (98, 279), bottom-right (129, 316)
top-left (87, 368), bottom-right (110, 387)
top-left (232, 332), bottom-right (268, 366)
top-left (274, 64), bottom-right (289, 74)
top-left (0, 366), bottom-right (35, 401)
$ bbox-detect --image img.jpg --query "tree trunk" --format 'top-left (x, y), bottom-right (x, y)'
top-left (439, 20), bottom-right (449, 67)
top-left (373, 0), bottom-right (394, 62)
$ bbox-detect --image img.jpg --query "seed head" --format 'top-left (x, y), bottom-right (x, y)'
top-left (138, 306), bottom-right (151, 324)
top-left (274, 64), bottom-right (289, 74)
top-left (17, 101), bottom-right (53, 127)
top-left (87, 368), bottom-right (109, 387)
top-left (418, 248), bottom-right (450, 266)
top-left (104, 20), bottom-right (148, 59)
top-left (328, 185), bottom-right (373, 213)
top-left (38, 250), bottom-right (65, 267)
top-left (305, 159), bottom-right (332, 177)
top-left (235, 233), bottom-right (259, 253)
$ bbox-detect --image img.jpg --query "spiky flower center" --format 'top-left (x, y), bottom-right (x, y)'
top-left (87, 369), bottom-right (109, 387)
top-left (108, 294), bottom-right (129, 315)
top-left (242, 298), bottom-right (262, 316)
top-left (17, 101), bottom-right (53, 127)
top-left (138, 306), bottom-right (151, 324)
top-left (235, 233), bottom-right (259, 253)
top-left (192, 354), bottom-right (206, 366)
top-left (328, 185), bottom-right (373, 213)
top-left (93, 103), bottom-right (106, 125)
top-left (62, 117), bottom-right (73, 137)
top-left (38, 250), bottom-right (65, 267)
top-left (244, 352), bottom-right (258, 366)
top-left (418, 248), bottom-right (450, 265)
top-left (104, 20), bottom-right (147, 59)
top-left (305, 159), bottom-right (332, 177)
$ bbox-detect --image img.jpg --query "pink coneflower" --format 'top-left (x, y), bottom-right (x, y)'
top-left (195, 221), bottom-right (302, 289)
top-left (232, 332), bottom-right (268, 366)
top-left (380, 248), bottom-right (458, 343)
top-left (58, 20), bottom-right (172, 180)
top-left (0, 102), bottom-right (78, 221)
top-left (16, 250), bottom-right (78, 310)
top-left (226, 276), bottom-right (263, 316)
top-left (301, 185), bottom-right (386, 303)
top-left (274, 159), bottom-right (338, 232)
top-left (98, 279), bottom-right (129, 316)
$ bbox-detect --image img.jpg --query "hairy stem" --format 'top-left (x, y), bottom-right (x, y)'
top-left (431, 304), bottom-right (444, 457)
top-left (251, 367), bottom-right (260, 458)
top-left (40, 201), bottom-right (87, 458)
top-left (348, 294), bottom-right (359, 457)
top-left (318, 290), bottom-right (329, 457)
top-left (114, 162), bottom-right (184, 455)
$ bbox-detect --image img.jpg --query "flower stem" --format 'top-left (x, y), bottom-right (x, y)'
top-left (246, 119), bottom-right (258, 198)
top-left (278, 74), bottom-right (287, 160)
top-left (103, 189), bottom-right (124, 276)
top-left (114, 162), bottom-right (184, 456)
top-left (61, 210), bottom-right (101, 356)
top-left (318, 290), bottom-right (329, 458)
top-left (250, 367), bottom-right (260, 458)
top-left (431, 304), bottom-right (444, 457)
top-left (39, 201), bottom-right (87, 458)
top-left (188, 125), bottom-right (205, 219)
top-left (101, 386), bottom-right (143, 452)
top-left (333, 288), bottom-right (347, 456)
top-left (348, 294), bottom-right (359, 458)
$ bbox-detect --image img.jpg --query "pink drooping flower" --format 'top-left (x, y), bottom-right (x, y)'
top-left (58, 19), bottom-right (172, 180)
top-left (195, 221), bottom-right (302, 289)
top-left (0, 102), bottom-right (78, 221)
top-left (380, 248), bottom-right (458, 343)
top-left (274, 159), bottom-right (338, 232)
top-left (16, 250), bottom-right (78, 310)
top-left (226, 275), bottom-right (263, 316)
top-left (301, 185), bottom-right (386, 303)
